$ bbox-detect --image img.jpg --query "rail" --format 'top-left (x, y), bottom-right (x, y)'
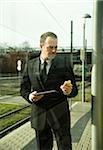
top-left (0, 104), bottom-right (31, 138)
top-left (0, 104), bottom-right (30, 119)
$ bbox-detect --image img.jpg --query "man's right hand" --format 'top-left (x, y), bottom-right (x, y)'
top-left (29, 91), bottom-right (44, 102)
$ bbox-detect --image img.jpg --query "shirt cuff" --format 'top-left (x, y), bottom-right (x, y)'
top-left (29, 91), bottom-right (37, 102)
top-left (29, 93), bottom-right (33, 102)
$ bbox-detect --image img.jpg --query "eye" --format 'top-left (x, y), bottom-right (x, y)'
top-left (49, 46), bottom-right (53, 49)
top-left (48, 46), bottom-right (57, 49)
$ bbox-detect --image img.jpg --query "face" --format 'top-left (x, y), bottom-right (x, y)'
top-left (40, 36), bottom-right (58, 60)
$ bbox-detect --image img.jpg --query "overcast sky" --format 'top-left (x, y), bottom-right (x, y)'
top-left (0, 0), bottom-right (93, 48)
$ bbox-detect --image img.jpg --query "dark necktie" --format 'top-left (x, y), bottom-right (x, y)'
top-left (40, 61), bottom-right (47, 83)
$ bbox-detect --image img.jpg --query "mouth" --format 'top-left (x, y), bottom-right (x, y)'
top-left (47, 54), bottom-right (56, 60)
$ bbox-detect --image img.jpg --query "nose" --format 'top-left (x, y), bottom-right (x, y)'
top-left (52, 49), bottom-right (56, 52)
top-left (52, 46), bottom-right (57, 51)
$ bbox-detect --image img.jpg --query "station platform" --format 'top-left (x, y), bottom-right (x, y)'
top-left (0, 101), bottom-right (91, 150)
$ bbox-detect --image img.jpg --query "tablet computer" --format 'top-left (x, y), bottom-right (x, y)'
top-left (36, 90), bottom-right (57, 95)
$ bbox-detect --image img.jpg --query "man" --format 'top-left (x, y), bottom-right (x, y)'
top-left (20, 32), bottom-right (78, 150)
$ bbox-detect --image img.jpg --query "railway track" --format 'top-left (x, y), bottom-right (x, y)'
top-left (0, 104), bottom-right (31, 138)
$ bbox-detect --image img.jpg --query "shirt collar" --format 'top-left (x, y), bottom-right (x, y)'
top-left (40, 57), bottom-right (45, 65)
top-left (40, 56), bottom-right (51, 65)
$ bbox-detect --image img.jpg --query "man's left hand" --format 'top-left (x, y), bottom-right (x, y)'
top-left (60, 80), bottom-right (73, 95)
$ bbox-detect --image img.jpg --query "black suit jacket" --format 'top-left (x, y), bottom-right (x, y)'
top-left (20, 55), bottom-right (78, 130)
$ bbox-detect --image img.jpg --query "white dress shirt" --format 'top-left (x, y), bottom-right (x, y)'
top-left (29, 57), bottom-right (52, 102)
top-left (40, 57), bottom-right (52, 74)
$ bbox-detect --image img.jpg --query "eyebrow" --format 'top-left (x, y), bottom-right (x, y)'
top-left (47, 46), bottom-right (58, 49)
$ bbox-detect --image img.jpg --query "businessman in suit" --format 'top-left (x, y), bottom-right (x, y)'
top-left (20, 32), bottom-right (78, 150)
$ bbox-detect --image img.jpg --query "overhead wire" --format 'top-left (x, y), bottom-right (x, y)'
top-left (39, 0), bottom-right (69, 38)
top-left (0, 0), bottom-right (69, 44)
top-left (0, 23), bottom-right (35, 41)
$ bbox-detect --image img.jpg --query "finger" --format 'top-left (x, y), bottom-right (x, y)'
top-left (32, 91), bottom-right (37, 95)
top-left (64, 80), bottom-right (72, 86)
top-left (33, 95), bottom-right (44, 102)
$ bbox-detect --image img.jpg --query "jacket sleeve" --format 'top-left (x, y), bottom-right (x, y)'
top-left (20, 62), bottom-right (32, 104)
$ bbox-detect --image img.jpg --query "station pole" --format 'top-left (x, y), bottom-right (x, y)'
top-left (70, 20), bottom-right (73, 67)
top-left (92, 1), bottom-right (103, 149)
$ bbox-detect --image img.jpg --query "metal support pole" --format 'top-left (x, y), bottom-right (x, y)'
top-left (92, 1), bottom-right (103, 149)
top-left (82, 21), bottom-right (86, 102)
top-left (81, 14), bottom-right (91, 102)
top-left (70, 20), bottom-right (73, 67)
top-left (91, 64), bottom-right (96, 150)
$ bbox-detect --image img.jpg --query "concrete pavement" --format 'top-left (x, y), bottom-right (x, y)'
top-left (0, 101), bottom-right (91, 150)
top-left (0, 96), bottom-right (28, 105)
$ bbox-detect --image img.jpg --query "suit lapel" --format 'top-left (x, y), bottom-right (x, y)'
top-left (33, 56), bottom-right (58, 86)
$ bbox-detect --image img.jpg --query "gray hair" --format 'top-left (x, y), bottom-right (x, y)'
top-left (40, 32), bottom-right (57, 47)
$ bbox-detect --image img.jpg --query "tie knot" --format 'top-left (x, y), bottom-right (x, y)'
top-left (43, 61), bottom-right (47, 68)
top-left (44, 60), bottom-right (47, 65)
